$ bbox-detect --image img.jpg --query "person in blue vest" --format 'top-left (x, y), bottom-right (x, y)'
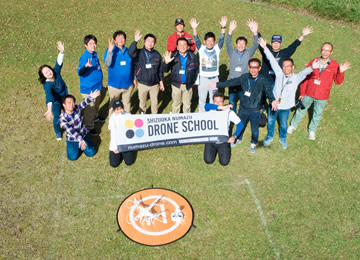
top-left (38, 41), bottom-right (68, 141)
top-left (104, 30), bottom-right (136, 114)
top-left (77, 34), bottom-right (104, 136)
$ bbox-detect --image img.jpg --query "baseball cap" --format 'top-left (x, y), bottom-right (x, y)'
top-left (271, 35), bottom-right (282, 43)
top-left (112, 100), bottom-right (123, 109)
top-left (175, 18), bottom-right (185, 26)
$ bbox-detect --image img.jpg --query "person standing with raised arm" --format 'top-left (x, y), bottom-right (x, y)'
top-left (226, 19), bottom-right (259, 113)
top-left (190, 17), bottom-right (227, 112)
top-left (287, 42), bottom-right (351, 140)
top-left (77, 34), bottom-right (104, 136)
top-left (258, 37), bottom-right (319, 149)
top-left (38, 41), bottom-right (68, 141)
top-left (258, 26), bottom-right (314, 87)
top-left (129, 30), bottom-right (164, 114)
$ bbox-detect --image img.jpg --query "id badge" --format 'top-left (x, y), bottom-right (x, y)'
top-left (179, 70), bottom-right (185, 75)
top-left (235, 67), bottom-right (242, 72)
top-left (314, 79), bottom-right (321, 85)
top-left (97, 65), bottom-right (101, 70)
top-left (245, 91), bottom-right (251, 97)
top-left (146, 63), bottom-right (152, 69)
top-left (120, 61), bottom-right (126, 66)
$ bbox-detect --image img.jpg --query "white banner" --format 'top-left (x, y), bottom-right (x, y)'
top-left (114, 111), bottom-right (230, 152)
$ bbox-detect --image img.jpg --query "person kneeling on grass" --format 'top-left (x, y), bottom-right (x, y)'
top-left (258, 37), bottom-right (320, 149)
top-left (59, 90), bottom-right (100, 161)
top-left (204, 93), bottom-right (244, 166)
top-left (108, 100), bottom-right (135, 168)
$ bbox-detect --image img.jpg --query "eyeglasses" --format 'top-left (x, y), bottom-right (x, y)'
top-left (249, 66), bottom-right (260, 69)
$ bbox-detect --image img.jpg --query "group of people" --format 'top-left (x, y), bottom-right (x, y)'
top-left (38, 17), bottom-right (351, 166)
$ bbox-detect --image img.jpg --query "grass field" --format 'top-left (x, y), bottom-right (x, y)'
top-left (1, 0), bottom-right (360, 258)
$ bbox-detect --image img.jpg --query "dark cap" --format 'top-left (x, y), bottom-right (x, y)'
top-left (271, 35), bottom-right (282, 43)
top-left (175, 18), bottom-right (185, 26)
top-left (112, 100), bottom-right (123, 109)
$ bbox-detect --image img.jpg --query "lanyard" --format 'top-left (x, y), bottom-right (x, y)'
top-left (144, 50), bottom-right (153, 63)
top-left (280, 75), bottom-right (291, 96)
top-left (237, 50), bottom-right (246, 65)
top-left (180, 53), bottom-right (188, 70)
top-left (247, 75), bottom-right (259, 91)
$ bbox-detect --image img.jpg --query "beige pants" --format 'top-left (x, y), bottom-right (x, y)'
top-left (137, 82), bottom-right (160, 114)
top-left (81, 90), bottom-right (103, 130)
top-left (108, 85), bottom-right (133, 114)
top-left (172, 84), bottom-right (193, 113)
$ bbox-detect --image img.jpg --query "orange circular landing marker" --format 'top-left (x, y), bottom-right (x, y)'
top-left (117, 188), bottom-right (194, 246)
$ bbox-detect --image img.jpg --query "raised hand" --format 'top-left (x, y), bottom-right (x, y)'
top-left (134, 30), bottom-right (142, 42)
top-left (247, 19), bottom-right (258, 35)
top-left (57, 41), bottom-right (65, 54)
top-left (108, 38), bottom-right (114, 52)
top-left (302, 26), bottom-right (313, 37)
top-left (219, 16), bottom-right (228, 28)
top-left (89, 89), bottom-right (101, 99)
top-left (257, 37), bottom-right (267, 49)
top-left (164, 51), bottom-right (174, 64)
top-left (311, 59), bottom-right (320, 70)
top-left (189, 18), bottom-right (199, 29)
top-left (85, 58), bottom-right (92, 68)
top-left (229, 20), bottom-right (237, 34)
top-left (339, 62), bottom-right (351, 72)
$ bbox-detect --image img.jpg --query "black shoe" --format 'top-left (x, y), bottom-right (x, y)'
top-left (94, 116), bottom-right (106, 123)
top-left (88, 129), bottom-right (99, 136)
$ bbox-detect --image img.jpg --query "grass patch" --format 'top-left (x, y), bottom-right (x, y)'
top-left (1, 0), bottom-right (360, 258)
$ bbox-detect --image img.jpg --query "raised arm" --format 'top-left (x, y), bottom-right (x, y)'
top-left (258, 38), bottom-right (282, 78)
top-left (298, 26), bottom-right (313, 42)
top-left (217, 16), bottom-right (227, 49)
top-left (190, 18), bottom-right (201, 50)
top-left (104, 38), bottom-right (115, 67)
top-left (246, 19), bottom-right (259, 56)
top-left (226, 20), bottom-right (237, 56)
top-left (128, 30), bottom-right (142, 58)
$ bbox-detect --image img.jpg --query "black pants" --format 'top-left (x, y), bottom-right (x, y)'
top-left (204, 142), bottom-right (231, 166)
top-left (109, 150), bottom-right (135, 168)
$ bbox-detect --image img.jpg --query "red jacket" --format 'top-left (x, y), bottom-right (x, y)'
top-left (167, 31), bottom-right (196, 52)
top-left (300, 57), bottom-right (345, 100)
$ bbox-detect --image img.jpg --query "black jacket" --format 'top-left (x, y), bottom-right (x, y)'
top-left (217, 73), bottom-right (275, 111)
top-left (129, 41), bottom-right (164, 86)
top-left (162, 51), bottom-right (199, 89)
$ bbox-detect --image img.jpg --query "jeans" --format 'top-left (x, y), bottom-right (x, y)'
top-left (204, 142), bottom-right (231, 166)
top-left (238, 108), bottom-right (260, 144)
top-left (290, 96), bottom-right (328, 132)
top-left (267, 108), bottom-right (290, 139)
top-left (52, 101), bottom-right (62, 135)
top-left (66, 135), bottom-right (96, 161)
top-left (229, 91), bottom-right (242, 113)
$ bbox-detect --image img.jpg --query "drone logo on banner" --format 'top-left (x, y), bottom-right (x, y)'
top-left (117, 188), bottom-right (194, 246)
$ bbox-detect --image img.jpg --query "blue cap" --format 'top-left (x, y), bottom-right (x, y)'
top-left (271, 35), bottom-right (282, 43)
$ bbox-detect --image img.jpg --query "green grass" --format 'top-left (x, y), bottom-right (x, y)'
top-left (253, 0), bottom-right (360, 24)
top-left (1, 0), bottom-right (360, 258)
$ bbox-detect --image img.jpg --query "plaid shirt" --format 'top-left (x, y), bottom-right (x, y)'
top-left (59, 96), bottom-right (93, 142)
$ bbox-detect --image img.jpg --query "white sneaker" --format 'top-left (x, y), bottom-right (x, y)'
top-left (287, 125), bottom-right (296, 134)
top-left (308, 131), bottom-right (316, 140)
top-left (250, 143), bottom-right (256, 154)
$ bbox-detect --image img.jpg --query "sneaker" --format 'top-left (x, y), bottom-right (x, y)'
top-left (279, 138), bottom-right (287, 149)
top-left (250, 143), bottom-right (256, 154)
top-left (94, 116), bottom-right (106, 123)
top-left (88, 129), bottom-right (99, 136)
top-left (263, 136), bottom-right (273, 147)
top-left (230, 138), bottom-right (242, 148)
top-left (308, 131), bottom-right (316, 140)
top-left (56, 133), bottom-right (62, 141)
top-left (287, 125), bottom-right (296, 134)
